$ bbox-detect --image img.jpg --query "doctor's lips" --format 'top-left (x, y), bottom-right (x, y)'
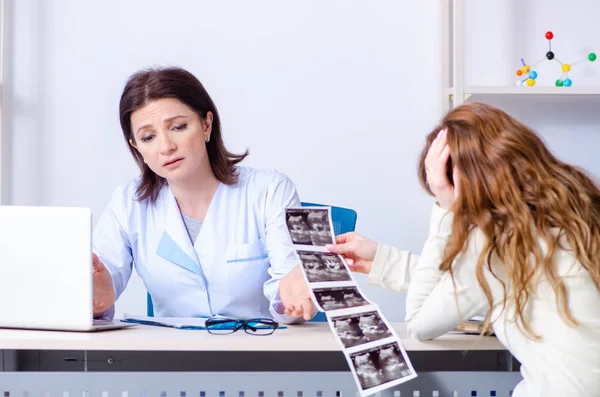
top-left (162, 157), bottom-right (184, 168)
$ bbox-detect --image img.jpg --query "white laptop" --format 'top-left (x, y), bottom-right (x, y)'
top-left (0, 205), bottom-right (135, 332)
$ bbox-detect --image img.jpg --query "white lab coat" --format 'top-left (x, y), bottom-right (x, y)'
top-left (93, 166), bottom-right (306, 324)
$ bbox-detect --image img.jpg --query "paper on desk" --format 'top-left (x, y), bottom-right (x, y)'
top-left (451, 318), bottom-right (495, 336)
top-left (121, 314), bottom-right (213, 329)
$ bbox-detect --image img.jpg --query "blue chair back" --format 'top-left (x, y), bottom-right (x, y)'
top-left (146, 202), bottom-right (358, 320)
top-left (147, 293), bottom-right (154, 317)
top-left (301, 202), bottom-right (357, 236)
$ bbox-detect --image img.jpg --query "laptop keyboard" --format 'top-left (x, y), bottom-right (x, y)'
top-left (93, 319), bottom-right (114, 325)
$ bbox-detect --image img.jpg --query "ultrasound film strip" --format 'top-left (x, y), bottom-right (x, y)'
top-left (285, 206), bottom-right (417, 396)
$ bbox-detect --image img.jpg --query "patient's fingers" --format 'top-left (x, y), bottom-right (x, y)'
top-left (325, 242), bottom-right (354, 256)
top-left (435, 145), bottom-right (452, 184)
top-left (425, 129), bottom-right (447, 168)
top-left (334, 233), bottom-right (352, 244)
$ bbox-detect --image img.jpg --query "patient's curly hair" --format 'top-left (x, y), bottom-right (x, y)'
top-left (418, 102), bottom-right (600, 339)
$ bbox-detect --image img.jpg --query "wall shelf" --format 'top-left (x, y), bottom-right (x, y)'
top-left (464, 86), bottom-right (600, 96)
top-left (442, 0), bottom-right (600, 110)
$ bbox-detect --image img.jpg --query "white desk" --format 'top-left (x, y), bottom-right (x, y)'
top-left (0, 322), bottom-right (514, 374)
top-left (0, 322), bottom-right (504, 352)
top-left (0, 323), bottom-right (520, 396)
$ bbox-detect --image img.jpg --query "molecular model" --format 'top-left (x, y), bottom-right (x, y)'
top-left (516, 31), bottom-right (596, 87)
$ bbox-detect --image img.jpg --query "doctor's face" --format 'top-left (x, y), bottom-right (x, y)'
top-left (129, 97), bottom-right (212, 183)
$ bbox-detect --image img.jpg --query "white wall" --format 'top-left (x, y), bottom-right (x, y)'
top-left (2, 0), bottom-right (442, 321)
top-left (2, 0), bottom-right (599, 322)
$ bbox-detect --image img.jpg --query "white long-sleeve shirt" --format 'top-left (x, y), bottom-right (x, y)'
top-left (368, 204), bottom-right (600, 397)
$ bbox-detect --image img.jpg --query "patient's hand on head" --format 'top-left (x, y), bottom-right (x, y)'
top-left (424, 129), bottom-right (460, 210)
top-left (325, 232), bottom-right (377, 274)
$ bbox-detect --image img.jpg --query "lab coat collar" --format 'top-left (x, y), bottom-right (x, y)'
top-left (156, 186), bottom-right (203, 276)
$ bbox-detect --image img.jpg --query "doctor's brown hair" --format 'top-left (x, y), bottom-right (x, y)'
top-left (417, 102), bottom-right (600, 339)
top-left (119, 66), bottom-right (248, 203)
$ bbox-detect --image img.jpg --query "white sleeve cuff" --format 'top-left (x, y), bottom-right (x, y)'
top-left (368, 243), bottom-right (391, 287)
top-left (429, 203), bottom-right (454, 239)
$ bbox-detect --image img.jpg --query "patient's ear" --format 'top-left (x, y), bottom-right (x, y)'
top-left (452, 167), bottom-right (461, 196)
top-left (446, 155), bottom-right (454, 185)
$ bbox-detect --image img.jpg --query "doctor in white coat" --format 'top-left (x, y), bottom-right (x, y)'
top-left (92, 66), bottom-right (315, 324)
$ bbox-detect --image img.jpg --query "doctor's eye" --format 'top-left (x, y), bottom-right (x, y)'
top-left (172, 123), bottom-right (188, 131)
top-left (140, 134), bottom-right (155, 143)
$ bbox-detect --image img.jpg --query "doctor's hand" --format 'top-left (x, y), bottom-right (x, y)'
top-left (279, 265), bottom-right (315, 321)
top-left (326, 232), bottom-right (378, 275)
top-left (92, 253), bottom-right (116, 316)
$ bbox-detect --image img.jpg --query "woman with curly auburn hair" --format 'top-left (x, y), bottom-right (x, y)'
top-left (327, 102), bottom-right (600, 396)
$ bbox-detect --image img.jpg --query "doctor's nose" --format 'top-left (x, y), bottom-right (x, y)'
top-left (158, 134), bottom-right (177, 155)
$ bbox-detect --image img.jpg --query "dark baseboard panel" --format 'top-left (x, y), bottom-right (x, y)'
top-left (1, 349), bottom-right (520, 373)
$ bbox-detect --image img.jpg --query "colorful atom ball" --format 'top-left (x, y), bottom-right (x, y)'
top-left (555, 79), bottom-right (564, 87)
top-left (590, 53), bottom-right (597, 62)
top-left (562, 64), bottom-right (571, 73)
top-left (526, 79), bottom-right (536, 86)
top-left (546, 51), bottom-right (555, 60)
top-left (516, 70), bottom-right (523, 76)
top-left (545, 31), bottom-right (554, 40)
top-left (563, 78), bottom-right (572, 87)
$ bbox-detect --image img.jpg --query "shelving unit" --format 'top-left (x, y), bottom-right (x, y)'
top-left (442, 0), bottom-right (600, 111)
top-left (0, 0), bottom-right (4, 205)
top-left (465, 86), bottom-right (600, 96)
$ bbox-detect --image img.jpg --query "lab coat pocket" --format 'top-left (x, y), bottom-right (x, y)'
top-left (224, 238), bottom-right (270, 299)
top-left (225, 238), bottom-right (269, 264)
